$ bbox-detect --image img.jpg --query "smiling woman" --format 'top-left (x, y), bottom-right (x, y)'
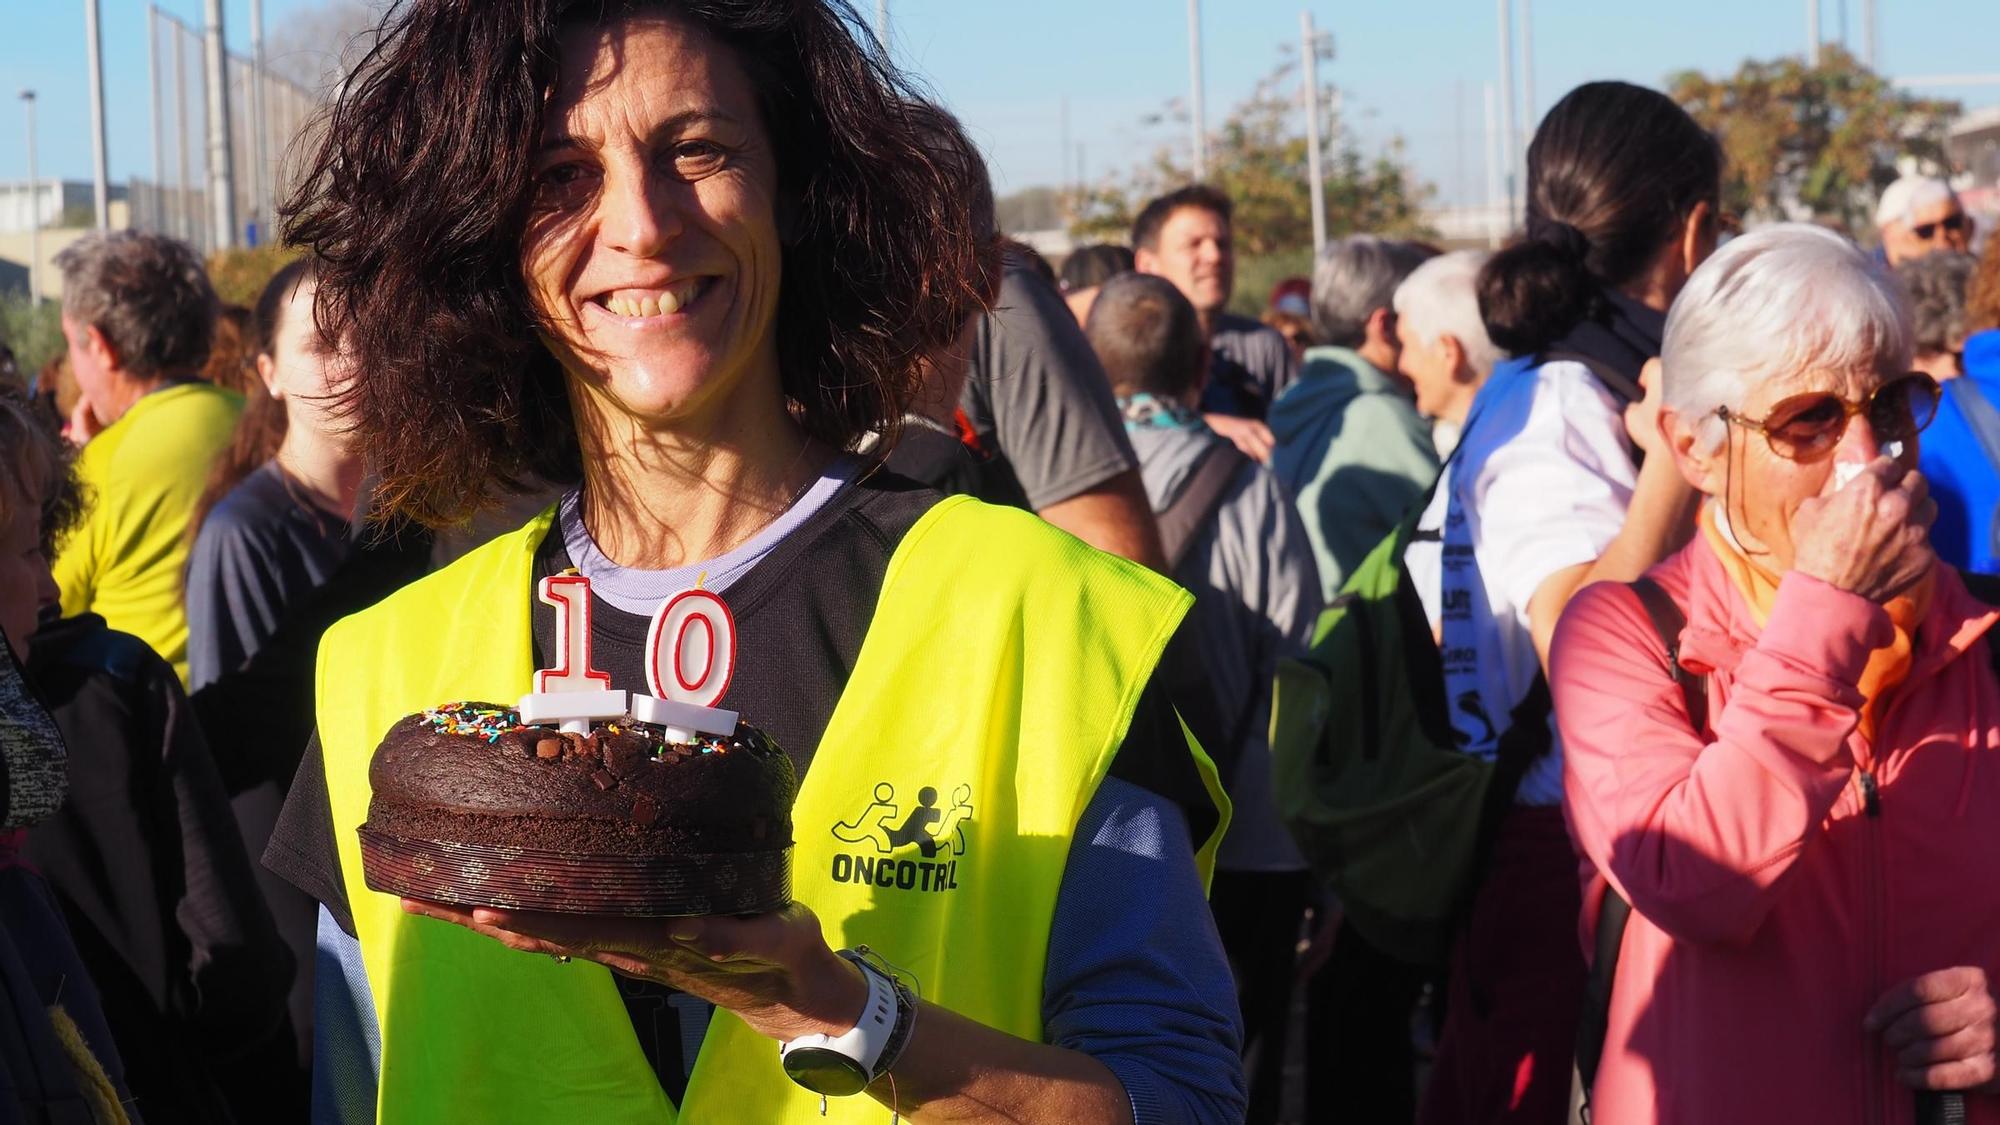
top-left (269, 1), bottom-right (1243, 1123)
top-left (286, 0), bottom-right (990, 530)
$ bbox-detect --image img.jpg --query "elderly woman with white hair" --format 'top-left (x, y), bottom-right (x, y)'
top-left (1552, 224), bottom-right (2000, 1124)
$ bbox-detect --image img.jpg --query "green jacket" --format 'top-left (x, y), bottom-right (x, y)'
top-left (1268, 346), bottom-right (1440, 600)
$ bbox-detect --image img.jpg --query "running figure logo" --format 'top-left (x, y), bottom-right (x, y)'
top-left (833, 782), bottom-right (973, 858)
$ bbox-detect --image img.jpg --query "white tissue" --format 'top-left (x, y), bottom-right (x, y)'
top-left (1831, 441), bottom-right (1905, 489)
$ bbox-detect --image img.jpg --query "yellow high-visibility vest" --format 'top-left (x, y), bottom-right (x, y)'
top-left (315, 494), bottom-right (1228, 1122)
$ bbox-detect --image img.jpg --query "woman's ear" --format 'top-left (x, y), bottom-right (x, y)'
top-left (1659, 406), bottom-right (1719, 494)
top-left (256, 352), bottom-right (283, 400)
top-left (1680, 199), bottom-right (1715, 278)
top-left (1439, 334), bottom-right (1469, 384)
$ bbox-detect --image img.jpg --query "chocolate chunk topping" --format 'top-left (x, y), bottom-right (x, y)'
top-left (603, 740), bottom-right (648, 778)
top-left (592, 769), bottom-right (617, 791)
top-left (631, 795), bottom-right (660, 827)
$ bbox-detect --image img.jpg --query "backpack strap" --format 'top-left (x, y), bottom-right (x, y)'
top-left (1577, 576), bottom-right (1700, 1099)
top-left (1540, 350), bottom-right (1645, 409)
top-left (1158, 442), bottom-right (1251, 571)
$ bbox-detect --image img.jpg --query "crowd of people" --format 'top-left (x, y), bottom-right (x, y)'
top-left (4, 1), bottom-right (2000, 1123)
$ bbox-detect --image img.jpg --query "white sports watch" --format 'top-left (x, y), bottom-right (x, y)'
top-left (779, 950), bottom-right (914, 1097)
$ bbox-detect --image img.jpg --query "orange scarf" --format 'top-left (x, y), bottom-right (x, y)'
top-left (1701, 504), bottom-right (1929, 739)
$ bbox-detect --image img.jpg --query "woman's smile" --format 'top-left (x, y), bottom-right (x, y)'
top-left (585, 277), bottom-right (717, 327)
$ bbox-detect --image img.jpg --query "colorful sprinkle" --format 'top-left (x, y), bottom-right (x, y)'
top-left (421, 702), bottom-right (526, 743)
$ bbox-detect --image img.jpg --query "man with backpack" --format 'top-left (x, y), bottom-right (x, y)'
top-left (1268, 236), bottom-right (1442, 601)
top-left (1084, 272), bottom-right (1321, 1125)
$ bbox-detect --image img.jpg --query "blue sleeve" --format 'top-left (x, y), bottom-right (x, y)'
top-left (312, 906), bottom-right (382, 1125)
top-left (1043, 776), bottom-right (1247, 1125)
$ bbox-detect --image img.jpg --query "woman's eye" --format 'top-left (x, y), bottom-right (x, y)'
top-left (671, 141), bottom-right (727, 178)
top-left (1774, 399), bottom-right (1843, 434)
top-left (532, 162), bottom-right (596, 203)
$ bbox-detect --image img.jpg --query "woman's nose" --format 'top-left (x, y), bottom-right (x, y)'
top-left (1833, 407), bottom-right (1883, 463)
top-left (599, 169), bottom-right (684, 257)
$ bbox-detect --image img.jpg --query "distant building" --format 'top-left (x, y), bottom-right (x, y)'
top-left (0, 180), bottom-right (128, 234)
top-left (1949, 107), bottom-right (2000, 233)
top-left (0, 180), bottom-right (132, 301)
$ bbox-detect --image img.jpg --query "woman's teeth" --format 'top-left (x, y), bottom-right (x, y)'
top-left (602, 280), bottom-right (703, 318)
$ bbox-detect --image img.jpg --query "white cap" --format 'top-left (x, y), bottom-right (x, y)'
top-left (1876, 176), bottom-right (1957, 230)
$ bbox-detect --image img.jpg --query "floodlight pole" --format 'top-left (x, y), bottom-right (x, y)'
top-left (150, 5), bottom-right (165, 232)
top-left (204, 0), bottom-right (237, 249)
top-left (85, 0), bottom-right (110, 229)
top-left (250, 0), bottom-right (268, 243)
top-left (21, 91), bottom-right (40, 303)
top-left (1301, 11), bottom-right (1327, 256)
top-left (1484, 82), bottom-right (1502, 247)
top-left (1520, 0), bottom-right (1535, 131)
top-left (1188, 0), bottom-right (1207, 180)
top-left (1496, 0), bottom-right (1517, 223)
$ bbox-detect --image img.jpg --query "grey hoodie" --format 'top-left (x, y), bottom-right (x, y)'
top-left (1129, 423), bottom-right (1322, 871)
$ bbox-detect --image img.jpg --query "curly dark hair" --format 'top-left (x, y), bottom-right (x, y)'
top-left (1895, 251), bottom-right (1976, 356)
top-left (0, 380), bottom-right (84, 557)
top-left (54, 230), bottom-right (219, 381)
top-left (283, 0), bottom-right (998, 526)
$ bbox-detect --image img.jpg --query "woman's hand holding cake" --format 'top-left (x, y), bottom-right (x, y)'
top-left (401, 899), bottom-right (873, 1044)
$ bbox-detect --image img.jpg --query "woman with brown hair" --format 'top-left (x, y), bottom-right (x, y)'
top-left (262, 1), bottom-right (1241, 1122)
top-left (186, 257), bottom-right (363, 690)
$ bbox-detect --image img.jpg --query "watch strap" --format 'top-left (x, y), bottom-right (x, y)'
top-left (873, 970), bottom-right (918, 1080)
top-left (779, 951), bottom-right (899, 1081)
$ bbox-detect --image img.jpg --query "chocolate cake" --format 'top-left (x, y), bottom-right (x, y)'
top-left (358, 702), bottom-right (796, 916)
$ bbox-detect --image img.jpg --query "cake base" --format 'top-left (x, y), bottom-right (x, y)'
top-left (358, 825), bottom-right (792, 917)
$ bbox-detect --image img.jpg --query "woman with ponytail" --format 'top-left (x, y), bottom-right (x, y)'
top-left (1407, 81), bottom-right (1721, 1125)
top-left (186, 257), bottom-right (363, 692)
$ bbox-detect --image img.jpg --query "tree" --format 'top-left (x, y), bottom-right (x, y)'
top-left (995, 187), bottom-right (1065, 234)
top-left (1670, 44), bottom-right (1960, 231)
top-left (266, 0), bottom-right (387, 91)
top-left (1068, 51), bottom-right (1436, 251)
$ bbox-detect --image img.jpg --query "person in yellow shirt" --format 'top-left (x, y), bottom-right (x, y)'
top-left (52, 230), bottom-right (241, 685)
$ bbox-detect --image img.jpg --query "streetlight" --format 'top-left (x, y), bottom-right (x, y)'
top-left (1187, 0), bottom-right (1208, 180)
top-left (84, 0), bottom-right (109, 230)
top-left (19, 90), bottom-right (39, 304)
top-left (1300, 12), bottom-right (1333, 256)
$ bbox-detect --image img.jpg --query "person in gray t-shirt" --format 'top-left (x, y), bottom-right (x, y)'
top-left (958, 254), bottom-right (1165, 567)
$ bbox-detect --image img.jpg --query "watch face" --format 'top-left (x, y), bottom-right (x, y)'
top-left (783, 1046), bottom-right (871, 1097)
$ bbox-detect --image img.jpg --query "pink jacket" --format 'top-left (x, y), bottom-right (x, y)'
top-left (1553, 539), bottom-right (2000, 1125)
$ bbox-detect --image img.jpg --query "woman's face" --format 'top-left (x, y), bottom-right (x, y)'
top-left (259, 278), bottom-right (352, 437)
top-left (1679, 364), bottom-right (1918, 572)
top-left (521, 14), bottom-right (784, 433)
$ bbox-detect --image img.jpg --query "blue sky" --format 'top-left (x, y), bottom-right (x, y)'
top-left (5, 0), bottom-right (1998, 207)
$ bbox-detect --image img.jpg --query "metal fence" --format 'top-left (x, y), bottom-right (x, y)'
top-left (130, 5), bottom-right (321, 254)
